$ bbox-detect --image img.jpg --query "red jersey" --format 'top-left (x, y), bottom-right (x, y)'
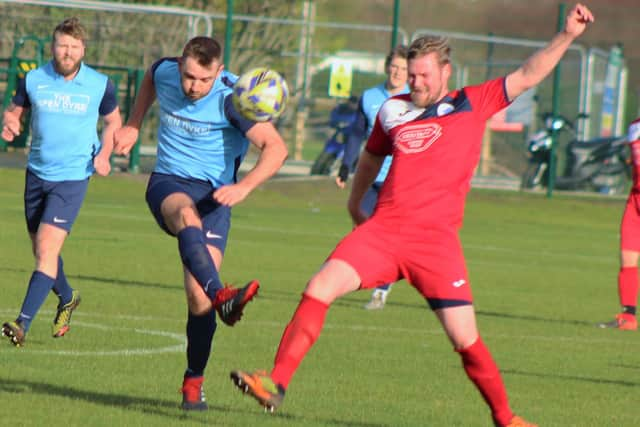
top-left (628, 117), bottom-right (640, 191)
top-left (366, 77), bottom-right (510, 229)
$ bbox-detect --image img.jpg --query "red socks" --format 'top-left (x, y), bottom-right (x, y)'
top-left (270, 296), bottom-right (516, 426)
top-left (618, 267), bottom-right (638, 315)
top-left (271, 294), bottom-right (329, 389)
top-left (457, 337), bottom-right (513, 427)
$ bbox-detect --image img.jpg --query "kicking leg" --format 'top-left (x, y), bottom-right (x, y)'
top-left (230, 259), bottom-right (361, 411)
top-left (436, 305), bottom-right (535, 427)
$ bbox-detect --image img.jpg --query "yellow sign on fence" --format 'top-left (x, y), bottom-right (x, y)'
top-left (328, 59), bottom-right (352, 98)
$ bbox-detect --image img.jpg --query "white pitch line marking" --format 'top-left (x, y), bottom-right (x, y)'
top-left (2, 309), bottom-right (639, 354)
top-left (0, 316), bottom-right (185, 357)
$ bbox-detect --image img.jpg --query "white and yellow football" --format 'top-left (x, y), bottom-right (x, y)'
top-left (232, 68), bottom-right (289, 122)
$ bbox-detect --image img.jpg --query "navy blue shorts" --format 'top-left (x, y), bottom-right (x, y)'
top-left (145, 172), bottom-right (231, 253)
top-left (24, 168), bottom-right (89, 233)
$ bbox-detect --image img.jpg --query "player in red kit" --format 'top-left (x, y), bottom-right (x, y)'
top-left (599, 118), bottom-right (640, 330)
top-left (230, 4), bottom-right (594, 426)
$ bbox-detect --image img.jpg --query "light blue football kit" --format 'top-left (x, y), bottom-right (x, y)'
top-left (361, 83), bottom-right (402, 185)
top-left (142, 57), bottom-right (260, 383)
top-left (343, 82), bottom-right (409, 189)
top-left (145, 58), bottom-right (256, 249)
top-left (9, 60), bottom-right (117, 333)
top-left (15, 61), bottom-right (117, 182)
top-left (13, 61), bottom-right (117, 231)
top-left (152, 59), bottom-right (251, 187)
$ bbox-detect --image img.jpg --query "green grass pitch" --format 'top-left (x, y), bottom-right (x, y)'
top-left (0, 167), bottom-right (638, 426)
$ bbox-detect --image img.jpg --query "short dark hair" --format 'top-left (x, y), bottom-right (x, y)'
top-left (384, 45), bottom-right (408, 68)
top-left (52, 17), bottom-right (88, 43)
top-left (182, 36), bottom-right (223, 66)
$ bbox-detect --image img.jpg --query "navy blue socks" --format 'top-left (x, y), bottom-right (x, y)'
top-left (51, 256), bottom-right (73, 304)
top-left (17, 271), bottom-right (56, 332)
top-left (185, 310), bottom-right (217, 377)
top-left (178, 226), bottom-right (223, 299)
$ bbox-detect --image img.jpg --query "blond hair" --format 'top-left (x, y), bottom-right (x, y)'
top-left (408, 35), bottom-right (451, 65)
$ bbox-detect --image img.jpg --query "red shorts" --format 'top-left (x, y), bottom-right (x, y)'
top-left (620, 191), bottom-right (640, 251)
top-left (328, 219), bottom-right (473, 309)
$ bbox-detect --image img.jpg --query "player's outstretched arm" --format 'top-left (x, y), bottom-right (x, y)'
top-left (505, 3), bottom-right (594, 101)
top-left (94, 107), bottom-right (123, 176)
top-left (1, 103), bottom-right (26, 142)
top-left (348, 150), bottom-right (384, 225)
top-left (213, 122), bottom-right (288, 206)
top-left (336, 100), bottom-right (367, 189)
top-left (113, 69), bottom-right (156, 155)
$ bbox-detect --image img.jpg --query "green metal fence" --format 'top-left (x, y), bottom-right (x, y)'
top-left (1, 35), bottom-right (48, 151)
top-left (0, 0), bottom-right (632, 182)
top-left (0, 35), bottom-right (144, 171)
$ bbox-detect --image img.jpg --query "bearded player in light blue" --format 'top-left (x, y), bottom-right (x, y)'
top-left (1, 17), bottom-right (121, 347)
top-left (335, 45), bottom-right (409, 310)
top-left (113, 36), bottom-right (288, 411)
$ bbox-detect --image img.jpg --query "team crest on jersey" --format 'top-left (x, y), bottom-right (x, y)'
top-left (378, 98), bottom-right (425, 133)
top-left (437, 102), bottom-right (455, 116)
top-left (394, 122), bottom-right (443, 154)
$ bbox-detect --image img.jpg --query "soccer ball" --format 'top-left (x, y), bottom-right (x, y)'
top-left (232, 68), bottom-right (289, 122)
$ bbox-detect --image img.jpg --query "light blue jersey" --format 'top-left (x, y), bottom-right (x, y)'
top-left (152, 59), bottom-right (252, 187)
top-left (361, 83), bottom-right (409, 183)
top-left (16, 61), bottom-right (116, 181)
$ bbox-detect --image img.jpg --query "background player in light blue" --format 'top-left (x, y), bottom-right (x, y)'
top-left (335, 45), bottom-right (409, 310)
top-left (1, 17), bottom-right (122, 346)
top-left (113, 36), bottom-right (288, 411)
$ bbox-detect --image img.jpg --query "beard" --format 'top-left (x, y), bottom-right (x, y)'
top-left (186, 89), bottom-right (202, 100)
top-left (184, 90), bottom-right (204, 101)
top-left (410, 80), bottom-right (446, 108)
top-left (410, 90), bottom-right (438, 109)
top-left (54, 57), bottom-right (81, 77)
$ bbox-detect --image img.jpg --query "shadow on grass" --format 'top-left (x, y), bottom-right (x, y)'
top-left (256, 288), bottom-right (597, 327)
top-left (610, 363), bottom-right (640, 371)
top-left (503, 369), bottom-right (640, 388)
top-left (0, 378), bottom-right (389, 427)
top-left (0, 378), bottom-right (210, 425)
top-left (475, 309), bottom-right (596, 327)
top-left (4, 265), bottom-right (596, 328)
top-left (0, 266), bottom-right (180, 292)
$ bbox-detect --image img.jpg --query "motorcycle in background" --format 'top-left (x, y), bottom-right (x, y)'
top-left (521, 112), bottom-right (630, 194)
top-left (310, 96), bottom-right (359, 175)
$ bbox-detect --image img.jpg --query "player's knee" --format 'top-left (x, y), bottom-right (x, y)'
top-left (165, 205), bottom-right (200, 232)
top-left (177, 205), bottom-right (201, 228)
top-left (304, 275), bottom-right (329, 302)
top-left (451, 330), bottom-right (478, 350)
top-left (34, 251), bottom-right (60, 277)
top-left (450, 331), bottom-right (479, 351)
top-left (620, 250), bottom-right (640, 267)
top-left (305, 273), bottom-right (348, 304)
top-left (34, 245), bottom-right (59, 266)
